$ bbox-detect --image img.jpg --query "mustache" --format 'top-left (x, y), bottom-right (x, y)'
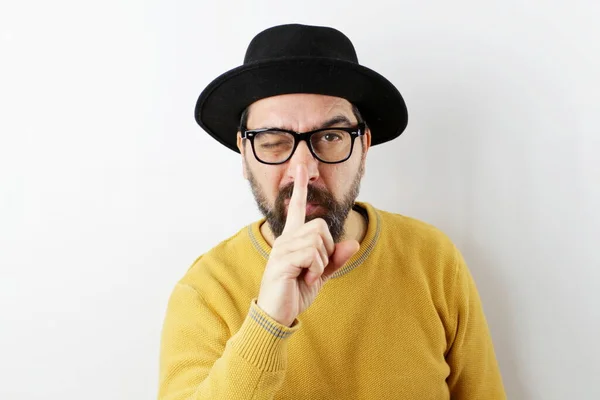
top-left (276, 182), bottom-right (334, 207)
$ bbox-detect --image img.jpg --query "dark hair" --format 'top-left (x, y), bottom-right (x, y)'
top-left (238, 102), bottom-right (366, 149)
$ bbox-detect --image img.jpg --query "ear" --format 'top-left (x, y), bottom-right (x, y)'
top-left (236, 132), bottom-right (249, 180)
top-left (363, 126), bottom-right (372, 154)
top-left (359, 126), bottom-right (371, 178)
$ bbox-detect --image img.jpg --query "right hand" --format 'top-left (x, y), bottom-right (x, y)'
top-left (256, 165), bottom-right (360, 327)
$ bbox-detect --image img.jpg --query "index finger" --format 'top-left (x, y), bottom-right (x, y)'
top-left (282, 164), bottom-right (308, 234)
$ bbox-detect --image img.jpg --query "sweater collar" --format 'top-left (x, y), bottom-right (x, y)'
top-left (247, 201), bottom-right (381, 279)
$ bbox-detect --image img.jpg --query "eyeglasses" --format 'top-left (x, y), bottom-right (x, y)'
top-left (241, 123), bottom-right (365, 165)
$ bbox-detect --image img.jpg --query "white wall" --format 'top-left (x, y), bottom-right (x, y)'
top-left (1, 1), bottom-right (598, 399)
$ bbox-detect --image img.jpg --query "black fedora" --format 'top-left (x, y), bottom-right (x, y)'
top-left (194, 23), bottom-right (408, 153)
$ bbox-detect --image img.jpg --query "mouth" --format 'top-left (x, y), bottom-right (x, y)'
top-left (284, 199), bottom-right (324, 215)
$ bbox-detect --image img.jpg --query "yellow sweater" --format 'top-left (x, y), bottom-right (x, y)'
top-left (158, 202), bottom-right (505, 399)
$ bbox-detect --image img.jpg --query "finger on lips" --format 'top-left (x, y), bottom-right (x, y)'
top-left (283, 165), bottom-right (308, 234)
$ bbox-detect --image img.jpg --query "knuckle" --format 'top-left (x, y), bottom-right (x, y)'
top-left (307, 217), bottom-right (324, 229)
top-left (312, 233), bottom-right (323, 248)
top-left (313, 249), bottom-right (324, 269)
top-left (317, 218), bottom-right (328, 230)
top-left (320, 222), bottom-right (331, 238)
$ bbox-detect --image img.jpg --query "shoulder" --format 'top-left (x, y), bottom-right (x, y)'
top-left (178, 223), bottom-right (262, 293)
top-left (365, 203), bottom-right (461, 281)
top-left (373, 205), bottom-right (456, 253)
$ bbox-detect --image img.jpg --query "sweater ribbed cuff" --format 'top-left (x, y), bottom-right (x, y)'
top-left (229, 298), bottom-right (301, 372)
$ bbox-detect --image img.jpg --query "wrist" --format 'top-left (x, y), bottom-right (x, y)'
top-left (256, 298), bottom-right (294, 327)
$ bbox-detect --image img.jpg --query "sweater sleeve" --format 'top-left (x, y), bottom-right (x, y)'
top-left (158, 283), bottom-right (301, 400)
top-left (445, 248), bottom-right (507, 399)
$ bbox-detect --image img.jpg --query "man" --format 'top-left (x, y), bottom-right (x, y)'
top-left (158, 24), bottom-right (506, 399)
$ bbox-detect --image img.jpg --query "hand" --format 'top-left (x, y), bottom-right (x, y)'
top-left (256, 165), bottom-right (360, 326)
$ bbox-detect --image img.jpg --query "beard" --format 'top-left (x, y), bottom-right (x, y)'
top-left (246, 162), bottom-right (364, 243)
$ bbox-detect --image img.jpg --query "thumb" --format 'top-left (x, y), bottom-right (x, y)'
top-left (322, 240), bottom-right (360, 280)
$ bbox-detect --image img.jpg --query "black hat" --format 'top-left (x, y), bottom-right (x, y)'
top-left (194, 23), bottom-right (408, 153)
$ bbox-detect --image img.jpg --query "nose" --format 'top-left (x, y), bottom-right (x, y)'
top-left (286, 140), bottom-right (319, 184)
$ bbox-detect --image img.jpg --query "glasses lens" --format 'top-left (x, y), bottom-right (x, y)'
top-left (310, 130), bottom-right (352, 162)
top-left (253, 131), bottom-right (295, 163)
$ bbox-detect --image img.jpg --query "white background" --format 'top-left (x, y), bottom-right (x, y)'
top-left (1, 1), bottom-right (598, 399)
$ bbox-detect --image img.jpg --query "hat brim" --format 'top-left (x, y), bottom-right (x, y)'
top-left (195, 57), bottom-right (408, 153)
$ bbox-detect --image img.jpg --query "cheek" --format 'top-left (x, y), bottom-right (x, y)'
top-left (322, 155), bottom-right (363, 192)
top-left (321, 164), bottom-right (351, 191)
top-left (253, 165), bottom-right (286, 199)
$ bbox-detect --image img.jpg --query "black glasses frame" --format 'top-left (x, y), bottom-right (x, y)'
top-left (241, 122), bottom-right (366, 165)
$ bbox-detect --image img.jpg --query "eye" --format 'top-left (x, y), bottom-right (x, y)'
top-left (260, 141), bottom-right (288, 149)
top-left (322, 133), bottom-right (343, 142)
top-left (255, 132), bottom-right (294, 151)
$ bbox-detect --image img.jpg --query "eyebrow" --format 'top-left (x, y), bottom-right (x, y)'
top-left (261, 115), bottom-right (355, 132)
top-left (312, 115), bottom-right (354, 130)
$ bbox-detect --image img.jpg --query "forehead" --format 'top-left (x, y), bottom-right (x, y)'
top-left (246, 93), bottom-right (355, 130)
